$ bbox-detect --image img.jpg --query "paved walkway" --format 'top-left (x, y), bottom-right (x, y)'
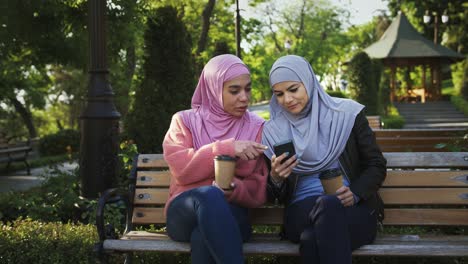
top-left (395, 101), bottom-right (468, 129)
top-left (0, 161), bottom-right (78, 193)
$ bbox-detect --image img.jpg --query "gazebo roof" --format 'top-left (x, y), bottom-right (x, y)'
top-left (364, 12), bottom-right (464, 62)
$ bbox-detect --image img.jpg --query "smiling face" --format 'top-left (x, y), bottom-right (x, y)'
top-left (222, 74), bottom-right (251, 117)
top-left (272, 81), bottom-right (309, 114)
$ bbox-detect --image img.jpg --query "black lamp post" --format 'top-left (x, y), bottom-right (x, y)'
top-left (235, 0), bottom-right (241, 58)
top-left (423, 10), bottom-right (449, 44)
top-left (80, 0), bottom-right (121, 198)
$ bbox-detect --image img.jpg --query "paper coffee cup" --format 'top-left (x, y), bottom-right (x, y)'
top-left (214, 155), bottom-right (236, 190)
top-left (319, 169), bottom-right (343, 195)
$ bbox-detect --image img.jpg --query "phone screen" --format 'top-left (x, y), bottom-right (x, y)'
top-left (273, 140), bottom-right (296, 164)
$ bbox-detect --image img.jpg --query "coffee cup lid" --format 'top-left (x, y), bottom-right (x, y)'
top-left (214, 155), bottom-right (236, 161)
top-left (319, 168), bottom-right (342, 179)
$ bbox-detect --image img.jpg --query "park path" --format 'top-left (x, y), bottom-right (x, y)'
top-left (0, 162), bottom-right (78, 193)
top-left (395, 101), bottom-right (468, 129)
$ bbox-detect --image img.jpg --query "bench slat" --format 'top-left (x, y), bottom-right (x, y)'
top-left (136, 152), bottom-right (468, 169)
top-left (132, 187), bottom-right (468, 206)
top-left (134, 170), bottom-right (468, 188)
top-left (134, 189), bottom-right (168, 205)
top-left (132, 207), bottom-right (468, 226)
top-left (384, 171), bottom-right (468, 187)
top-left (385, 152), bottom-right (468, 168)
top-left (103, 233), bottom-right (468, 256)
top-left (380, 188), bottom-right (468, 205)
top-left (137, 171), bottom-right (171, 187)
top-left (373, 129), bottom-right (466, 137)
top-left (384, 208), bottom-right (468, 226)
top-left (138, 154), bottom-right (166, 168)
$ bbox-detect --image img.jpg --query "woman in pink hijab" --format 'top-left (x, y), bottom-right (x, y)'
top-left (163, 54), bottom-right (268, 263)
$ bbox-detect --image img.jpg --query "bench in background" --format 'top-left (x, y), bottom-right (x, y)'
top-left (95, 152), bottom-right (468, 262)
top-left (366, 115), bottom-right (382, 129)
top-left (0, 142), bottom-right (33, 175)
top-left (374, 128), bottom-right (467, 152)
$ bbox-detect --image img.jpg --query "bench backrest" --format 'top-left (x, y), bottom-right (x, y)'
top-left (366, 116), bottom-right (382, 130)
top-left (129, 152), bottom-right (468, 227)
top-left (374, 129), bottom-right (467, 152)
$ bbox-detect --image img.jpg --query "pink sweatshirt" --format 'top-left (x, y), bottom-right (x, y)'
top-left (163, 113), bottom-right (268, 215)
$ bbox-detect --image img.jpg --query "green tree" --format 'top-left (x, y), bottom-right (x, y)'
top-left (125, 6), bottom-right (195, 153)
top-left (347, 52), bottom-right (379, 115)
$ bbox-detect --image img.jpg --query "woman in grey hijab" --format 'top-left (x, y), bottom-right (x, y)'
top-left (262, 55), bottom-right (386, 264)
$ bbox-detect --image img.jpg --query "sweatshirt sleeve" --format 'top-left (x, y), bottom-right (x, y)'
top-left (163, 113), bottom-right (236, 186)
top-left (226, 128), bottom-right (268, 208)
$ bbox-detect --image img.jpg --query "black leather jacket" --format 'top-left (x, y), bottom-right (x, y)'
top-left (266, 111), bottom-right (387, 222)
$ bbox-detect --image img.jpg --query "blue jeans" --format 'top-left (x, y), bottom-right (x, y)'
top-left (166, 186), bottom-right (251, 264)
top-left (284, 195), bottom-right (377, 264)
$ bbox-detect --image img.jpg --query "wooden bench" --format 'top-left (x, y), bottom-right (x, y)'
top-left (95, 152), bottom-right (468, 262)
top-left (374, 128), bottom-right (467, 152)
top-left (0, 143), bottom-right (33, 175)
top-left (366, 115), bottom-right (382, 129)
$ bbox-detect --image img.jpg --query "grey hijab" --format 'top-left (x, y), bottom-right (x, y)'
top-left (262, 55), bottom-right (364, 174)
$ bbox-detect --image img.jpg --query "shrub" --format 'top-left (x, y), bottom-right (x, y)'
top-left (347, 52), bottom-right (380, 115)
top-left (382, 115), bottom-right (405, 129)
top-left (125, 6), bottom-right (195, 153)
top-left (0, 219), bottom-right (97, 264)
top-left (451, 95), bottom-right (468, 116)
top-left (38, 129), bottom-right (80, 156)
top-left (0, 172), bottom-right (82, 223)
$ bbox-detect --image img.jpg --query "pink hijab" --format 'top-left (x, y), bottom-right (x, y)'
top-left (180, 54), bottom-right (264, 150)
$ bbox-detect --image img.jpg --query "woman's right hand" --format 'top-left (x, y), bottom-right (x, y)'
top-left (271, 153), bottom-right (298, 182)
top-left (234, 140), bottom-right (268, 160)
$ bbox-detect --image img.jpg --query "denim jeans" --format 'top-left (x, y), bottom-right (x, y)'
top-left (166, 186), bottom-right (251, 264)
top-left (284, 195), bottom-right (377, 264)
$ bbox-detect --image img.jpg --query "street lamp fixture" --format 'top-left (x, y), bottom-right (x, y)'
top-left (284, 39), bottom-right (292, 52)
top-left (423, 10), bottom-right (449, 44)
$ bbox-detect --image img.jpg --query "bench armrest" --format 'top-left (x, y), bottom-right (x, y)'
top-left (96, 188), bottom-right (132, 242)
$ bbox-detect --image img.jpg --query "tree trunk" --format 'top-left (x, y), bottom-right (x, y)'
top-left (196, 0), bottom-right (216, 55)
top-left (9, 96), bottom-right (37, 139)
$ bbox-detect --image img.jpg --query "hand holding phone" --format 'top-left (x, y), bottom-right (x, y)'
top-left (273, 140), bottom-right (296, 164)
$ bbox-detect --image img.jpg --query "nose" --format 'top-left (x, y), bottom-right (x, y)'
top-left (239, 90), bottom-right (249, 102)
top-left (284, 93), bottom-right (293, 104)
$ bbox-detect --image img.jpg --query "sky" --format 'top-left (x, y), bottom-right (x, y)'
top-left (330, 0), bottom-right (389, 26)
top-left (239, 0), bottom-right (390, 27)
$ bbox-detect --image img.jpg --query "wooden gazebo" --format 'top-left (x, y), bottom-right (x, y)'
top-left (364, 12), bottom-right (464, 102)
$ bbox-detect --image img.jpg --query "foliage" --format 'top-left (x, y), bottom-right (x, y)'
top-left (461, 59), bottom-right (468, 100)
top-left (347, 52), bottom-right (380, 115)
top-left (381, 115), bottom-right (405, 129)
top-left (451, 95), bottom-right (468, 117)
top-left (378, 72), bottom-right (391, 116)
top-left (125, 6), bottom-right (195, 153)
top-left (38, 129), bottom-right (80, 156)
top-left (0, 171), bottom-right (82, 223)
top-left (0, 219), bottom-right (97, 264)
top-left (326, 90), bottom-right (348, 98)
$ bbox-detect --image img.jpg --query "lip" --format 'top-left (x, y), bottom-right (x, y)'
top-left (287, 104), bottom-right (298, 110)
top-left (236, 106), bottom-right (248, 111)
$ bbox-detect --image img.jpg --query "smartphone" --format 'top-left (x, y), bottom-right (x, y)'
top-left (273, 140), bottom-right (296, 164)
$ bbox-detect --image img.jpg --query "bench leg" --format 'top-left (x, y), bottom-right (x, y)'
top-left (5, 159), bottom-right (11, 173)
top-left (124, 253), bottom-right (133, 264)
top-left (24, 160), bottom-right (30, 175)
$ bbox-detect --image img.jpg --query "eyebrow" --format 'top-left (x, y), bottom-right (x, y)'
top-left (228, 82), bottom-right (251, 89)
top-left (273, 83), bottom-right (298, 92)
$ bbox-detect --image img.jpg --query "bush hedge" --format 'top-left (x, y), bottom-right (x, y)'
top-left (451, 95), bottom-right (468, 116)
top-left (0, 219), bottom-right (97, 264)
top-left (38, 129), bottom-right (80, 156)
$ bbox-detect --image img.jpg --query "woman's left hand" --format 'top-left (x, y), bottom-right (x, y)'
top-left (336, 186), bottom-right (354, 207)
top-left (212, 181), bottom-right (235, 196)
